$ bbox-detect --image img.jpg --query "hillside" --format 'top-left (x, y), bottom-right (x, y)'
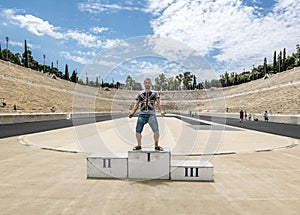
top-left (0, 60), bottom-right (114, 113)
top-left (0, 60), bottom-right (299, 114)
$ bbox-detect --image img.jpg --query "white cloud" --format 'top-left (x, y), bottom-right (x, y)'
top-left (147, 0), bottom-right (300, 73)
top-left (11, 14), bottom-right (63, 39)
top-left (60, 51), bottom-right (92, 64)
top-left (111, 57), bottom-right (188, 82)
top-left (1, 8), bottom-right (107, 49)
top-left (102, 38), bottom-right (129, 49)
top-left (90, 26), bottom-right (109, 34)
top-left (8, 39), bottom-right (40, 49)
top-left (78, 2), bottom-right (140, 14)
top-left (64, 30), bottom-right (102, 48)
top-left (9, 40), bottom-right (23, 47)
top-left (143, 0), bottom-right (175, 15)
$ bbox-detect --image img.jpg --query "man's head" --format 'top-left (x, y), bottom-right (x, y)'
top-left (144, 78), bottom-right (152, 90)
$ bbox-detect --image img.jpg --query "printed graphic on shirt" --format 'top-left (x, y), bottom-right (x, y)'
top-left (136, 91), bottom-right (159, 113)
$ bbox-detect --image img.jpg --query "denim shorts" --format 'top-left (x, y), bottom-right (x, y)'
top-left (136, 114), bottom-right (159, 133)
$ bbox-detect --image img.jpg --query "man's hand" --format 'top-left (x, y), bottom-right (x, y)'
top-left (160, 111), bottom-right (166, 117)
top-left (128, 113), bottom-right (134, 118)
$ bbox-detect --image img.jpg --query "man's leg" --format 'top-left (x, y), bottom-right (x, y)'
top-left (134, 115), bottom-right (145, 149)
top-left (154, 131), bottom-right (159, 147)
top-left (136, 133), bottom-right (142, 146)
top-left (148, 115), bottom-right (162, 150)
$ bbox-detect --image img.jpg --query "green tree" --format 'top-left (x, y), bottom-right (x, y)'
top-left (133, 82), bottom-right (142, 90)
top-left (210, 79), bottom-right (221, 88)
top-left (295, 44), bottom-right (300, 66)
top-left (286, 56), bottom-right (295, 70)
top-left (95, 76), bottom-right (99, 87)
top-left (1, 49), bottom-right (20, 65)
top-left (263, 57), bottom-right (267, 76)
top-left (156, 73), bottom-right (167, 90)
top-left (70, 70), bottom-right (78, 83)
top-left (229, 72), bottom-right (236, 85)
top-left (282, 48), bottom-right (286, 71)
top-left (278, 51), bottom-right (282, 72)
top-left (167, 77), bottom-right (174, 90)
top-left (78, 79), bottom-right (84, 85)
top-left (182, 71), bottom-right (193, 89)
top-left (21, 49), bottom-right (38, 70)
top-left (192, 75), bottom-right (197, 90)
top-left (24, 40), bottom-right (28, 68)
top-left (224, 71), bottom-right (230, 86)
top-left (115, 81), bottom-right (121, 89)
top-left (154, 77), bottom-right (160, 90)
top-left (273, 51), bottom-right (277, 73)
top-left (203, 80), bottom-right (210, 88)
top-left (175, 74), bottom-right (183, 90)
top-left (125, 75), bottom-right (134, 90)
top-left (64, 64), bottom-right (69, 80)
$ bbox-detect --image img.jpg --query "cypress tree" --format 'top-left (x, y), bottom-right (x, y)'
top-left (95, 76), bottom-right (99, 87)
top-left (86, 75), bottom-right (89, 85)
top-left (296, 44), bottom-right (300, 66)
top-left (192, 75), bottom-right (197, 90)
top-left (24, 40), bottom-right (28, 68)
top-left (64, 64), bottom-right (69, 80)
top-left (273, 51), bottom-right (277, 73)
top-left (283, 48), bottom-right (286, 71)
top-left (278, 51), bottom-right (282, 72)
top-left (263, 57), bottom-right (267, 76)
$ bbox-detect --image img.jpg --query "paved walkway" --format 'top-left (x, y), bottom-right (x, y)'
top-left (0, 116), bottom-right (299, 214)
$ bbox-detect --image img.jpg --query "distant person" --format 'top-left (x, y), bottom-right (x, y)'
top-left (239, 110), bottom-right (244, 122)
top-left (2, 98), bottom-right (6, 107)
top-left (128, 78), bottom-right (165, 151)
top-left (244, 110), bottom-right (247, 121)
top-left (264, 111), bottom-right (269, 122)
top-left (13, 104), bottom-right (17, 111)
top-left (248, 113), bottom-right (252, 121)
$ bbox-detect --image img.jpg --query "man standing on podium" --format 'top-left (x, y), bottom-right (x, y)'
top-left (128, 77), bottom-right (165, 151)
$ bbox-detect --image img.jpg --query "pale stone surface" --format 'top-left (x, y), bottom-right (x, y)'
top-left (128, 148), bottom-right (170, 180)
top-left (19, 117), bottom-right (295, 155)
top-left (1, 136), bottom-right (300, 214)
top-left (87, 153), bottom-right (128, 179)
top-left (171, 160), bottom-right (214, 181)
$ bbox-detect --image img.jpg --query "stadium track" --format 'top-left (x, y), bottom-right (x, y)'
top-left (0, 113), bottom-right (299, 139)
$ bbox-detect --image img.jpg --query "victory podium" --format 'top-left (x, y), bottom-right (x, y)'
top-left (87, 153), bottom-right (128, 179)
top-left (170, 160), bottom-right (214, 181)
top-left (87, 148), bottom-right (214, 181)
top-left (128, 148), bottom-right (170, 179)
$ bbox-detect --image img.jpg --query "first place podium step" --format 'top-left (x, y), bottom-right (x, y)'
top-left (128, 148), bottom-right (170, 180)
top-left (87, 148), bottom-right (214, 181)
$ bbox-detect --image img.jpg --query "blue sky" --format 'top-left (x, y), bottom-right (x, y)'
top-left (0, 0), bottom-right (299, 83)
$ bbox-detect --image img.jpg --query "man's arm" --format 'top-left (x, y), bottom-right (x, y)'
top-left (128, 100), bottom-right (140, 118)
top-left (156, 98), bottom-right (165, 117)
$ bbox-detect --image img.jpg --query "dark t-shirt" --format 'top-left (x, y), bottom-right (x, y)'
top-left (136, 90), bottom-right (159, 114)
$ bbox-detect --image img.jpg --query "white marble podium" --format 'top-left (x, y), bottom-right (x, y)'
top-left (87, 149), bottom-right (214, 181)
top-left (128, 148), bottom-right (170, 180)
top-left (87, 153), bottom-right (128, 179)
top-left (170, 160), bottom-right (214, 181)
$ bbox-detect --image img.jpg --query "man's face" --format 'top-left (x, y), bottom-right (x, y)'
top-left (144, 79), bottom-right (151, 90)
